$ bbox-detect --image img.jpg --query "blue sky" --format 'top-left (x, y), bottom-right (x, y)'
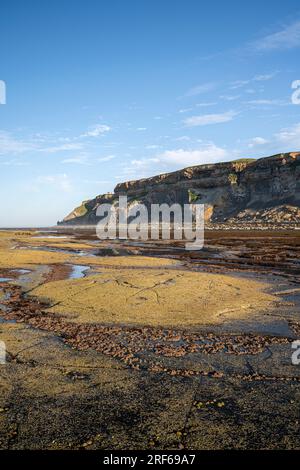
top-left (1, 0), bottom-right (300, 226)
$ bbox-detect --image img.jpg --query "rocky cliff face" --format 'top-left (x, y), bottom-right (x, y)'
top-left (59, 152), bottom-right (300, 225)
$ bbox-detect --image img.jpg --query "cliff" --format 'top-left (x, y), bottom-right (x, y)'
top-left (59, 152), bottom-right (300, 225)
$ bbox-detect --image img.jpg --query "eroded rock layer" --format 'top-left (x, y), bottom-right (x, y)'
top-left (59, 152), bottom-right (300, 225)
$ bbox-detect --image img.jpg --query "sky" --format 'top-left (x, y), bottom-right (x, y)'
top-left (1, 0), bottom-right (300, 226)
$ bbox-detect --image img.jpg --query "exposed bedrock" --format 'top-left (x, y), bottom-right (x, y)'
top-left (59, 152), bottom-right (300, 225)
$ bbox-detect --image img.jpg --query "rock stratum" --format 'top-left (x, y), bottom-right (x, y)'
top-left (59, 152), bottom-right (300, 225)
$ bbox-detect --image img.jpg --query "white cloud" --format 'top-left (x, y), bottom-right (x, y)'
top-left (97, 155), bottom-right (116, 162)
top-left (230, 72), bottom-right (277, 90)
top-left (136, 127), bottom-right (147, 131)
top-left (61, 155), bottom-right (89, 164)
top-left (117, 143), bottom-right (230, 182)
top-left (62, 153), bottom-right (116, 164)
top-left (0, 159), bottom-right (29, 166)
top-left (0, 124), bottom-right (114, 160)
top-left (247, 122), bottom-right (300, 153)
top-left (27, 174), bottom-right (73, 193)
top-left (159, 144), bottom-right (229, 166)
top-left (230, 80), bottom-right (250, 90)
top-left (248, 137), bottom-right (269, 148)
top-left (220, 95), bottom-right (241, 101)
top-left (179, 103), bottom-right (218, 113)
top-left (175, 136), bottom-right (191, 142)
top-left (276, 123), bottom-right (300, 148)
top-left (83, 179), bottom-right (111, 186)
top-left (179, 108), bottom-right (193, 114)
top-left (246, 99), bottom-right (287, 106)
top-left (131, 158), bottom-right (160, 168)
top-left (195, 102), bottom-right (217, 107)
top-left (253, 21), bottom-right (300, 51)
top-left (39, 174), bottom-right (72, 192)
top-left (184, 82), bottom-right (217, 97)
top-left (39, 143), bottom-right (83, 153)
top-left (184, 111), bottom-right (237, 127)
top-left (0, 130), bottom-right (37, 155)
top-left (145, 144), bottom-right (160, 149)
top-left (254, 72), bottom-right (278, 81)
top-left (81, 124), bottom-right (111, 137)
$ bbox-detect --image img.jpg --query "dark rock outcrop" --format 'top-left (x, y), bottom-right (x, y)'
top-left (58, 152), bottom-right (300, 225)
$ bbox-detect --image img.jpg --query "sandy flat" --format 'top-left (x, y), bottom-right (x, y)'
top-left (32, 268), bottom-right (276, 326)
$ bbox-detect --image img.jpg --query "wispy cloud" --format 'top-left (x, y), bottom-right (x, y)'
top-left (131, 158), bottom-right (160, 168)
top-left (252, 21), bottom-right (300, 51)
top-left (246, 123), bottom-right (300, 153)
top-left (220, 94), bottom-right (241, 101)
top-left (195, 102), bottom-right (217, 107)
top-left (158, 144), bottom-right (229, 166)
top-left (81, 124), bottom-right (111, 138)
top-left (179, 108), bottom-right (193, 114)
top-left (39, 143), bottom-right (83, 153)
top-left (184, 82), bottom-right (217, 98)
top-left (27, 174), bottom-right (73, 193)
top-left (145, 144), bottom-right (161, 149)
top-left (230, 80), bottom-right (251, 90)
top-left (254, 72), bottom-right (278, 81)
top-left (61, 153), bottom-right (116, 164)
top-left (97, 155), bottom-right (116, 162)
top-left (119, 143), bottom-right (231, 181)
top-left (246, 99), bottom-right (288, 106)
top-left (184, 111), bottom-right (237, 127)
top-left (175, 136), bottom-right (191, 142)
top-left (0, 130), bottom-right (37, 155)
top-left (0, 158), bottom-right (30, 166)
top-left (248, 137), bottom-right (269, 148)
top-left (61, 154), bottom-right (89, 164)
top-left (230, 72), bottom-right (278, 90)
top-left (276, 122), bottom-right (300, 148)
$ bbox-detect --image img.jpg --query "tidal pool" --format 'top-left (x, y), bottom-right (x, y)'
top-left (69, 265), bottom-right (90, 279)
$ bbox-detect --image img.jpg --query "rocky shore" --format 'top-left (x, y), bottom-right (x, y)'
top-left (0, 229), bottom-right (299, 449)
